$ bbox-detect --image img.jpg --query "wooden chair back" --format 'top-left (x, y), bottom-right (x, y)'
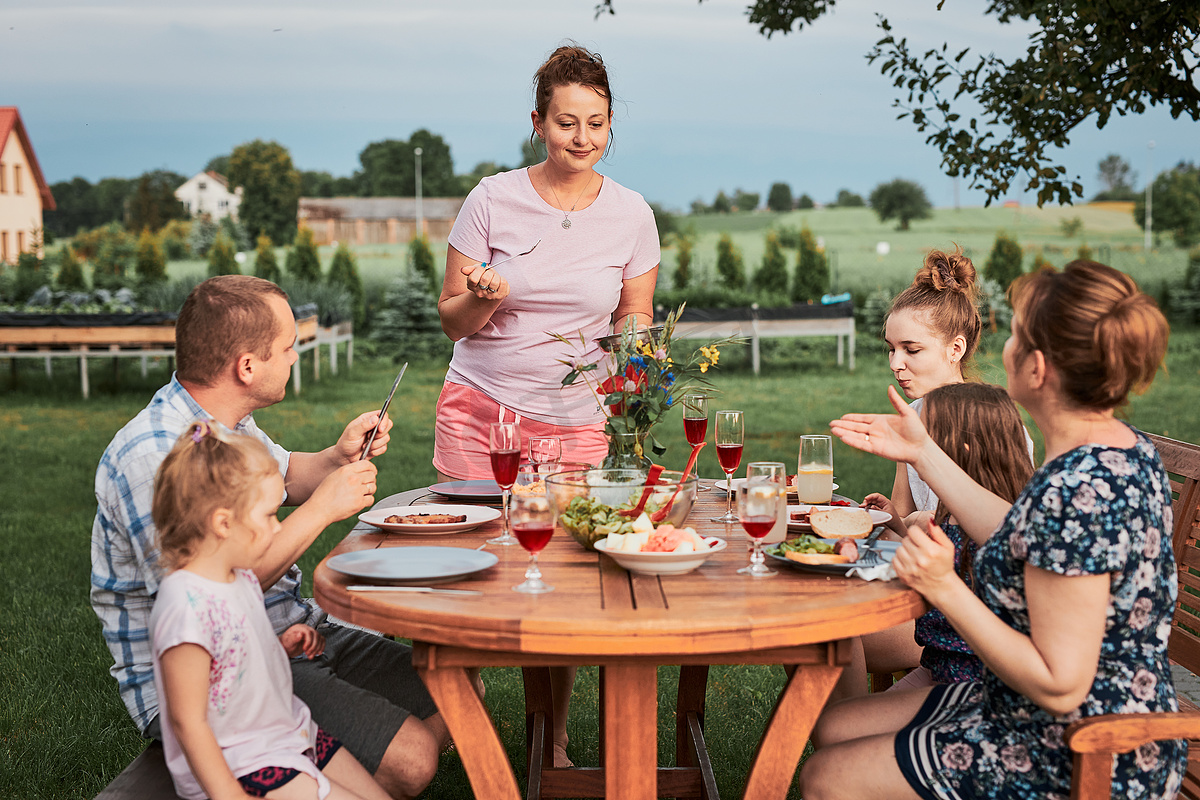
top-left (1067, 432), bottom-right (1200, 799)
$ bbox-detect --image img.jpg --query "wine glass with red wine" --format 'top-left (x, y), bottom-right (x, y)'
top-left (737, 475), bottom-right (780, 577)
top-left (710, 410), bottom-right (744, 523)
top-left (682, 394), bottom-right (709, 491)
top-left (511, 493), bottom-right (555, 594)
top-left (488, 422), bottom-right (521, 546)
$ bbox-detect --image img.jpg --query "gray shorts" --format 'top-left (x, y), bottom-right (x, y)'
top-left (290, 623), bottom-right (439, 774)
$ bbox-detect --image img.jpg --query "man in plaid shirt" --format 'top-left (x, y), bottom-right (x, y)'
top-left (91, 275), bottom-right (446, 798)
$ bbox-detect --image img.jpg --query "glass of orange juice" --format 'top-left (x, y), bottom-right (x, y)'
top-left (796, 435), bottom-right (834, 504)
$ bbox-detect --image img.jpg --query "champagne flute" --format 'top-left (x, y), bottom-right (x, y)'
top-left (488, 422), bottom-right (521, 546)
top-left (710, 410), bottom-right (744, 523)
top-left (529, 436), bottom-right (562, 469)
top-left (511, 493), bottom-right (555, 593)
top-left (737, 476), bottom-right (779, 577)
top-left (683, 394), bottom-right (710, 491)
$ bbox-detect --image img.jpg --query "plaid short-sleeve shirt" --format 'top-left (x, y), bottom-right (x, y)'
top-left (90, 375), bottom-right (320, 732)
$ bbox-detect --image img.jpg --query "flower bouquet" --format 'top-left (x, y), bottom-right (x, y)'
top-left (553, 304), bottom-right (736, 463)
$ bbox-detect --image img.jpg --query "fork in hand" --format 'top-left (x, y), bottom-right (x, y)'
top-left (859, 527), bottom-right (885, 566)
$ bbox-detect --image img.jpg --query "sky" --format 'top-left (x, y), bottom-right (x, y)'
top-left (2, 0), bottom-right (1197, 211)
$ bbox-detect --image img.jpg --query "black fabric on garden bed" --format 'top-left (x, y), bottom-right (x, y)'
top-left (0, 312), bottom-right (177, 327)
top-left (653, 300), bottom-right (853, 323)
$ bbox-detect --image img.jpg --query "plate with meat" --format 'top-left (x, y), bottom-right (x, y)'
top-left (765, 535), bottom-right (900, 575)
top-left (359, 504), bottom-right (501, 534)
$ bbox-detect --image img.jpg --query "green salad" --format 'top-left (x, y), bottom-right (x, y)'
top-left (558, 493), bottom-right (667, 548)
top-left (773, 534), bottom-right (837, 556)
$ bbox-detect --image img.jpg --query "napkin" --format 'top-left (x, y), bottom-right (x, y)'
top-left (846, 563), bottom-right (897, 581)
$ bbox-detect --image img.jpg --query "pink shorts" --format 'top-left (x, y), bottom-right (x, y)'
top-left (433, 381), bottom-right (608, 480)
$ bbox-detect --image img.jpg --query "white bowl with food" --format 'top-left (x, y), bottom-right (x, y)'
top-left (594, 523), bottom-right (726, 575)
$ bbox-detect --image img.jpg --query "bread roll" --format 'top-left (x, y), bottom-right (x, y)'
top-left (809, 508), bottom-right (873, 539)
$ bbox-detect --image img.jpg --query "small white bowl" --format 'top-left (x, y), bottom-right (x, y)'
top-left (593, 535), bottom-right (727, 575)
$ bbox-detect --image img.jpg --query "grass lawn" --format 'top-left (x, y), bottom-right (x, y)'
top-left (3, 321), bottom-right (1200, 799)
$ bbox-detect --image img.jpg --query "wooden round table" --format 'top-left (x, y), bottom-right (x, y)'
top-left (315, 485), bottom-right (925, 800)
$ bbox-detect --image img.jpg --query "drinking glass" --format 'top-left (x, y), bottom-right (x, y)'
top-left (511, 492), bottom-right (555, 593)
top-left (745, 461), bottom-right (787, 544)
top-left (488, 422), bottom-right (521, 546)
top-left (683, 394), bottom-right (710, 491)
top-left (710, 410), bottom-right (744, 523)
top-left (737, 476), bottom-right (779, 577)
top-left (796, 435), bottom-right (834, 505)
top-left (529, 436), bottom-right (562, 466)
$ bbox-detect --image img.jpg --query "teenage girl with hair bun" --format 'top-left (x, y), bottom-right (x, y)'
top-left (150, 422), bottom-right (389, 800)
top-left (809, 260), bottom-right (1184, 799)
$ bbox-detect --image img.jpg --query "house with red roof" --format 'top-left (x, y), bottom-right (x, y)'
top-left (174, 170), bottom-right (242, 221)
top-left (0, 107), bottom-right (56, 265)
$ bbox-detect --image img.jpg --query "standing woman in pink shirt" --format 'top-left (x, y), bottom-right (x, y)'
top-left (435, 43), bottom-right (661, 483)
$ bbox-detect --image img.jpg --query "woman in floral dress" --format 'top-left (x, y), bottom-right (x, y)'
top-left (803, 260), bottom-right (1185, 800)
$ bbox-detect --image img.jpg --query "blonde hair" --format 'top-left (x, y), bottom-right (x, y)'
top-left (152, 421), bottom-right (279, 570)
top-left (888, 246), bottom-right (982, 377)
top-left (1010, 260), bottom-right (1169, 410)
top-left (922, 382), bottom-right (1034, 582)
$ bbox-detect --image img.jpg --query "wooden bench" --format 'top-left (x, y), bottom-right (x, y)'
top-left (1067, 432), bottom-right (1200, 799)
top-left (93, 741), bottom-right (181, 800)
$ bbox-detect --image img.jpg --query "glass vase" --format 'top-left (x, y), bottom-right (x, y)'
top-left (602, 431), bottom-right (654, 470)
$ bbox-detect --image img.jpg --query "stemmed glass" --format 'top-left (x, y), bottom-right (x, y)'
top-left (529, 436), bottom-right (562, 472)
top-left (711, 410), bottom-right (744, 523)
top-left (511, 493), bottom-right (555, 594)
top-left (683, 394), bottom-right (709, 491)
top-left (737, 476), bottom-right (780, 577)
top-left (488, 422), bottom-right (521, 546)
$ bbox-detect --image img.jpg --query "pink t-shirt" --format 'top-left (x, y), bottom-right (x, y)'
top-left (446, 168), bottom-right (660, 425)
top-left (151, 569), bottom-right (329, 800)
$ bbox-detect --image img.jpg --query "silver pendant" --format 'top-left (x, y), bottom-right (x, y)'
top-left (561, 218), bottom-right (572, 229)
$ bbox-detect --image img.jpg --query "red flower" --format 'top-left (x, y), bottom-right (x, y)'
top-left (598, 366), bottom-right (646, 415)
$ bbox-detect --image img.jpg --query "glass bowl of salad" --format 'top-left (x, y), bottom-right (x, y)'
top-left (545, 468), bottom-right (698, 551)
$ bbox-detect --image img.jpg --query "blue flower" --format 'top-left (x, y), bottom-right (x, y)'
top-left (663, 372), bottom-right (675, 387)
top-left (629, 355), bottom-right (646, 369)
top-left (666, 395), bottom-right (673, 407)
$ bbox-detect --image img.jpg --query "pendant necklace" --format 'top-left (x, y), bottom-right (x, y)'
top-left (547, 172), bottom-right (595, 229)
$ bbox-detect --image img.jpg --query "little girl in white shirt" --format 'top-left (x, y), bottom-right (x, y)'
top-left (149, 420), bottom-right (389, 800)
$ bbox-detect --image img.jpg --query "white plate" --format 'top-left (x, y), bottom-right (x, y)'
top-left (594, 536), bottom-right (727, 576)
top-left (786, 504), bottom-right (892, 532)
top-left (326, 546), bottom-right (499, 585)
top-left (715, 477), bottom-right (840, 495)
top-left (359, 504), bottom-right (500, 535)
top-left (767, 539), bottom-right (900, 575)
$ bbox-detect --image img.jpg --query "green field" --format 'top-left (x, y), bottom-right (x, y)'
top-left (5, 203), bottom-right (1199, 798)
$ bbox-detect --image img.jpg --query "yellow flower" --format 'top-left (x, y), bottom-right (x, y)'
top-left (699, 361), bottom-right (710, 373)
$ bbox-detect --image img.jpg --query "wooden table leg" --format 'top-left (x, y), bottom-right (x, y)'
top-left (742, 663), bottom-right (841, 799)
top-left (604, 663), bottom-right (658, 800)
top-left (418, 663), bottom-right (521, 800)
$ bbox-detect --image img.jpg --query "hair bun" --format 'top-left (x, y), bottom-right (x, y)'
top-left (917, 247), bottom-right (978, 301)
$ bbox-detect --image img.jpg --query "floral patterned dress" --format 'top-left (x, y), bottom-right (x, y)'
top-left (894, 428), bottom-right (1187, 800)
top-left (914, 522), bottom-right (984, 684)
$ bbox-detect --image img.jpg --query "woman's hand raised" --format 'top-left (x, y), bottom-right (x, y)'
top-left (829, 385), bottom-right (930, 465)
top-left (891, 517), bottom-right (961, 606)
top-left (460, 263), bottom-right (510, 301)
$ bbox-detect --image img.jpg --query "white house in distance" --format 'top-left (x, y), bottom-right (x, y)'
top-left (0, 106), bottom-right (56, 265)
top-left (174, 171), bottom-right (242, 221)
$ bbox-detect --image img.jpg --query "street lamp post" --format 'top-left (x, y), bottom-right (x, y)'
top-left (414, 147), bottom-right (424, 240)
top-left (1145, 140), bottom-right (1155, 252)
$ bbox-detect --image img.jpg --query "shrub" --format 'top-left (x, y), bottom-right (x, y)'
top-left (280, 278), bottom-right (352, 326)
top-left (1077, 243), bottom-right (1093, 261)
top-left (207, 232), bottom-right (240, 276)
top-left (672, 232), bottom-right (694, 289)
top-left (56, 246), bottom-right (87, 291)
top-left (93, 231), bottom-right (135, 290)
top-left (753, 231), bottom-right (789, 292)
top-left (984, 231), bottom-right (1023, 290)
top-left (1172, 246), bottom-right (1200, 324)
top-left (767, 182), bottom-right (793, 212)
top-left (253, 233), bottom-right (281, 283)
top-left (711, 191), bottom-right (732, 214)
top-left (371, 272), bottom-right (453, 362)
top-left (327, 242), bottom-right (365, 328)
top-left (792, 225), bottom-right (828, 303)
top-left (715, 233), bottom-right (745, 289)
top-left (408, 233), bottom-right (437, 290)
top-left (135, 229), bottom-right (168, 284)
top-left (978, 277), bottom-right (1013, 334)
top-left (159, 219), bottom-right (192, 260)
top-left (138, 275), bottom-right (204, 312)
top-left (774, 225), bottom-right (802, 249)
top-left (1029, 249), bottom-right (1053, 272)
top-left (188, 217), bottom-right (220, 257)
top-left (219, 215), bottom-right (251, 252)
top-left (734, 190), bottom-right (759, 212)
top-left (13, 251), bottom-right (48, 303)
top-left (286, 227), bottom-right (322, 282)
top-left (832, 189), bottom-right (865, 207)
top-left (653, 285), bottom-right (766, 310)
top-left (796, 194), bottom-right (815, 210)
top-left (1059, 216), bottom-right (1084, 237)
